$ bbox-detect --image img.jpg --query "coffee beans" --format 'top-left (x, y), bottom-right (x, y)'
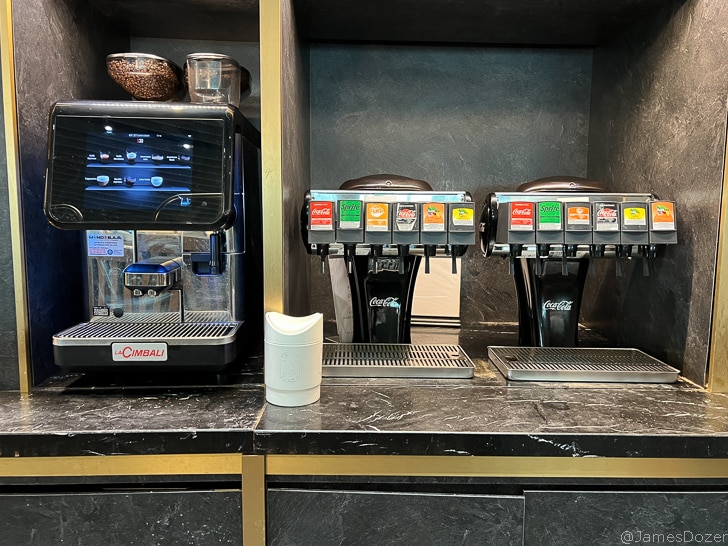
top-left (107, 53), bottom-right (183, 101)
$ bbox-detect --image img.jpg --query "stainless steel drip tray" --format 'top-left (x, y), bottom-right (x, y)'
top-left (322, 343), bottom-right (475, 379)
top-left (54, 316), bottom-right (241, 346)
top-left (488, 346), bottom-right (680, 383)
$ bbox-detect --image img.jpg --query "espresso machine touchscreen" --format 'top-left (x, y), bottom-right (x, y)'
top-left (82, 126), bottom-right (193, 211)
top-left (44, 101), bottom-right (263, 373)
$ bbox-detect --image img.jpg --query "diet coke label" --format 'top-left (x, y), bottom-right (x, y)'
top-left (543, 299), bottom-right (573, 311)
top-left (369, 296), bottom-right (400, 308)
top-left (595, 202), bottom-right (619, 231)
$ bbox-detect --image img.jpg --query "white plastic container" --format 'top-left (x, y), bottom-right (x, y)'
top-left (264, 312), bottom-right (323, 407)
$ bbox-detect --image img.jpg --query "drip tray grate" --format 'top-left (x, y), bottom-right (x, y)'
top-left (488, 346), bottom-right (680, 383)
top-left (322, 343), bottom-right (474, 378)
top-left (54, 320), bottom-right (240, 346)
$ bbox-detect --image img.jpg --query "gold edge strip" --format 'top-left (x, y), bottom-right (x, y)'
top-left (708, 126), bottom-right (728, 392)
top-left (266, 455), bottom-right (728, 479)
top-left (0, 0), bottom-right (31, 392)
top-left (0, 454), bottom-right (243, 477)
top-left (242, 455), bottom-right (266, 546)
top-left (260, 0), bottom-right (285, 314)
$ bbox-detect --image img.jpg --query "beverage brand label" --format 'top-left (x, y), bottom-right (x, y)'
top-left (509, 202), bottom-right (534, 231)
top-left (309, 201), bottom-right (334, 231)
top-left (112, 342), bottom-right (168, 362)
top-left (395, 203), bottom-right (418, 231)
top-left (422, 203), bottom-right (446, 232)
top-left (594, 202), bottom-right (619, 231)
top-left (369, 296), bottom-right (400, 308)
top-left (651, 201), bottom-right (676, 231)
top-left (566, 205), bottom-right (591, 226)
top-left (338, 200), bottom-right (362, 230)
top-left (366, 202), bottom-right (389, 231)
top-left (543, 299), bottom-right (574, 311)
top-left (451, 206), bottom-right (475, 226)
top-left (623, 206), bottom-right (647, 226)
top-left (537, 201), bottom-right (562, 231)
top-left (87, 232), bottom-right (125, 257)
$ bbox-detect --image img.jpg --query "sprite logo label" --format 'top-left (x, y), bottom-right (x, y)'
top-left (339, 200), bottom-right (362, 229)
top-left (538, 201), bottom-right (562, 230)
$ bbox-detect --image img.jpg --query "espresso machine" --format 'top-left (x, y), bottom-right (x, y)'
top-left (44, 101), bottom-right (263, 373)
top-left (302, 174), bottom-right (477, 378)
top-left (479, 176), bottom-right (681, 383)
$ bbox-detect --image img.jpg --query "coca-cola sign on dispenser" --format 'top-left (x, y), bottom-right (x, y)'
top-left (479, 176), bottom-right (681, 384)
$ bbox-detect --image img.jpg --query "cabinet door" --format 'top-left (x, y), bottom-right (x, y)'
top-left (524, 491), bottom-right (728, 546)
top-left (268, 488), bottom-right (523, 545)
top-left (0, 490), bottom-right (242, 545)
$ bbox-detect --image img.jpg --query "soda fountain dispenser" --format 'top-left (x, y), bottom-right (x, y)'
top-left (479, 176), bottom-right (680, 383)
top-left (302, 174), bottom-right (477, 378)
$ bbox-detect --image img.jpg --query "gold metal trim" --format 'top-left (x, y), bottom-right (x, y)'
top-left (0, 0), bottom-right (31, 392)
top-left (266, 454), bottom-right (728, 479)
top-left (0, 454), bottom-right (243, 477)
top-left (708, 126), bottom-right (728, 392)
top-left (242, 455), bottom-right (266, 546)
top-left (260, 0), bottom-right (285, 314)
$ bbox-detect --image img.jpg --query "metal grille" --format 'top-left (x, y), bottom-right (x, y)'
top-left (322, 343), bottom-right (474, 378)
top-left (488, 346), bottom-right (680, 383)
top-left (54, 319), bottom-right (240, 346)
top-left (91, 311), bottom-right (232, 323)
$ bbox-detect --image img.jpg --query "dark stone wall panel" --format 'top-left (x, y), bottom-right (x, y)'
top-left (0, 490), bottom-right (242, 545)
top-left (268, 488), bottom-right (524, 545)
top-left (585, 0), bottom-right (728, 384)
top-left (308, 45), bottom-right (593, 326)
top-left (524, 490), bottom-right (728, 546)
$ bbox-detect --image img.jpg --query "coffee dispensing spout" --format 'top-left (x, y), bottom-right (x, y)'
top-left (123, 257), bottom-right (185, 321)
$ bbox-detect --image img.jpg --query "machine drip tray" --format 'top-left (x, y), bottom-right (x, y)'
top-left (322, 343), bottom-right (475, 378)
top-left (488, 346), bottom-right (680, 383)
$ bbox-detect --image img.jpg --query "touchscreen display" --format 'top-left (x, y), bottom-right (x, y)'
top-left (45, 104), bottom-right (236, 230)
top-left (83, 126), bottom-right (193, 211)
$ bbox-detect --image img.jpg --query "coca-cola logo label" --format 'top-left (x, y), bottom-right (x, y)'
top-left (543, 299), bottom-right (573, 311)
top-left (369, 296), bottom-right (400, 308)
top-left (311, 207), bottom-right (331, 216)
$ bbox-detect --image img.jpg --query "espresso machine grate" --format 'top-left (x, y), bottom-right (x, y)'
top-left (322, 343), bottom-right (474, 378)
top-left (488, 346), bottom-right (680, 383)
top-left (54, 316), bottom-right (240, 345)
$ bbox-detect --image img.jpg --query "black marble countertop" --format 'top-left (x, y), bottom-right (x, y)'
top-left (2, 327), bottom-right (728, 459)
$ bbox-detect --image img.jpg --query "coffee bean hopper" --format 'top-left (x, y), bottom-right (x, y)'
top-left (479, 175), bottom-right (681, 383)
top-left (44, 100), bottom-right (263, 373)
top-left (302, 174), bottom-right (477, 378)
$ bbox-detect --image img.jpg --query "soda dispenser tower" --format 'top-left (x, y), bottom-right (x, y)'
top-left (303, 174), bottom-right (476, 345)
top-left (479, 176), bottom-right (678, 347)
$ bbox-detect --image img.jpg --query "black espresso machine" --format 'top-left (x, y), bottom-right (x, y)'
top-left (44, 101), bottom-right (263, 372)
